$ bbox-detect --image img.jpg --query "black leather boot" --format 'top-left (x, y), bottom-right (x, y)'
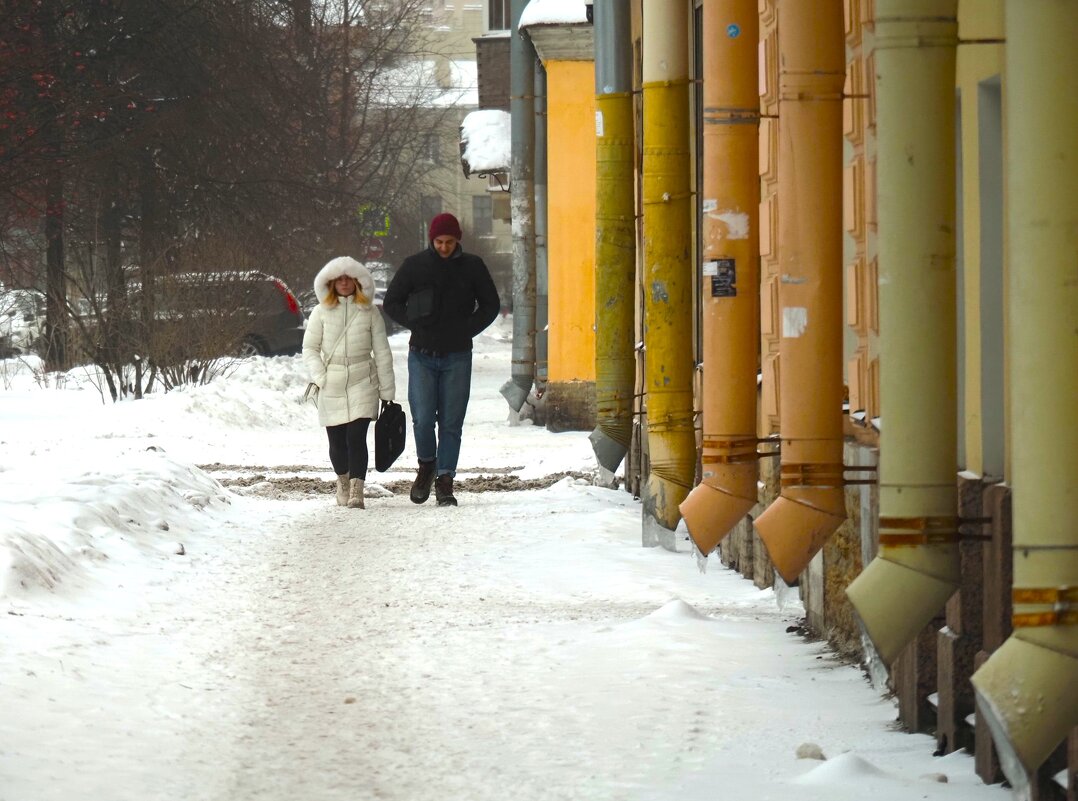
top-left (434, 473), bottom-right (457, 507)
top-left (410, 460), bottom-right (436, 504)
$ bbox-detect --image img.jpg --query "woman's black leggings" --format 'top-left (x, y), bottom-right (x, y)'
top-left (326, 418), bottom-right (371, 479)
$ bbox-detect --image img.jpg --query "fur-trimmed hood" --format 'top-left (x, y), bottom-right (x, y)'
top-left (313, 256), bottom-right (376, 304)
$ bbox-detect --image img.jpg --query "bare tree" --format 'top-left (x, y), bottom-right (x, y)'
top-left (1, 0), bottom-right (455, 396)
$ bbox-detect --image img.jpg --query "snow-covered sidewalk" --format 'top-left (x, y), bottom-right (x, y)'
top-left (0, 318), bottom-right (1007, 801)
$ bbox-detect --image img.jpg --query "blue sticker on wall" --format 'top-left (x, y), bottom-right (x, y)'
top-left (727, 23), bottom-right (741, 38)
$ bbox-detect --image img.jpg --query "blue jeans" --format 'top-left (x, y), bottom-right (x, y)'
top-left (407, 349), bottom-right (472, 477)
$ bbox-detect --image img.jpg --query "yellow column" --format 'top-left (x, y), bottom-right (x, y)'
top-left (680, 0), bottom-right (760, 555)
top-left (971, 0), bottom-right (1078, 787)
top-left (846, 0), bottom-right (961, 666)
top-left (592, 76), bottom-right (635, 470)
top-left (640, 0), bottom-right (696, 547)
top-left (753, 0), bottom-right (847, 582)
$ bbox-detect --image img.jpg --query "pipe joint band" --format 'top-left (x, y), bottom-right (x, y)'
top-left (704, 454), bottom-right (759, 465)
top-left (780, 462), bottom-right (845, 489)
top-left (879, 515), bottom-right (960, 546)
top-left (874, 17), bottom-right (958, 51)
top-left (703, 107), bottom-right (760, 125)
top-left (702, 436), bottom-right (756, 448)
top-left (701, 436), bottom-right (761, 465)
top-left (777, 90), bottom-right (845, 103)
top-left (1012, 586), bottom-right (1078, 628)
top-left (874, 33), bottom-right (959, 50)
top-left (647, 414), bottom-right (696, 434)
top-left (777, 73), bottom-right (844, 102)
top-left (641, 79), bottom-right (692, 91)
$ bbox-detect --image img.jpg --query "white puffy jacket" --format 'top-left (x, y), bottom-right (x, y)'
top-left (302, 257), bottom-right (396, 427)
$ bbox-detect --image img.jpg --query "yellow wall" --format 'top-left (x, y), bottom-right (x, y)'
top-left (956, 0), bottom-right (1005, 475)
top-left (547, 59), bottom-right (597, 383)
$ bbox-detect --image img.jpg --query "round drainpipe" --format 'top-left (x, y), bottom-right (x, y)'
top-left (639, 0), bottom-right (696, 547)
top-left (590, 0), bottom-right (636, 475)
top-left (501, 0), bottom-right (537, 413)
top-left (845, 1), bottom-right (961, 666)
top-left (679, 0), bottom-right (760, 554)
top-left (752, 0), bottom-right (847, 583)
top-left (534, 61), bottom-right (549, 400)
top-left (970, 0), bottom-right (1078, 787)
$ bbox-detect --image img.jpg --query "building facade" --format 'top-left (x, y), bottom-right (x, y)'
top-left (486, 0), bottom-right (1077, 795)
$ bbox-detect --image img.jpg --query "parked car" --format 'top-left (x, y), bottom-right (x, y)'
top-left (0, 288), bottom-right (45, 357)
top-left (150, 270), bottom-right (306, 357)
top-left (74, 271), bottom-right (306, 361)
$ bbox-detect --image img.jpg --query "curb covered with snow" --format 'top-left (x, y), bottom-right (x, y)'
top-left (0, 448), bottom-right (230, 603)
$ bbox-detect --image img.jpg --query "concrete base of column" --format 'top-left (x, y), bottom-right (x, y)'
top-left (720, 514), bottom-right (755, 577)
top-left (719, 521), bottom-right (739, 568)
top-left (894, 618), bottom-right (944, 734)
top-left (752, 527), bottom-right (775, 589)
top-left (973, 648), bottom-right (1003, 784)
top-left (1066, 730), bottom-right (1078, 801)
top-left (935, 473), bottom-right (988, 756)
top-left (821, 516), bottom-right (864, 657)
top-left (937, 627), bottom-right (977, 754)
top-left (543, 380), bottom-right (596, 432)
top-left (1029, 741), bottom-right (1069, 801)
top-left (975, 483), bottom-right (1013, 784)
top-left (752, 455), bottom-right (780, 588)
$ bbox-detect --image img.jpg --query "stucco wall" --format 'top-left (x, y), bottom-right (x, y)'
top-left (546, 59), bottom-right (597, 384)
top-left (956, 0), bottom-right (1005, 477)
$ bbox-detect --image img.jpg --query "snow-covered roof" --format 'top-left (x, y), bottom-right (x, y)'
top-left (444, 60), bottom-right (479, 108)
top-left (369, 58), bottom-right (478, 109)
top-left (519, 0), bottom-right (590, 28)
top-left (460, 109), bottom-right (511, 177)
top-left (519, 0), bottom-right (593, 62)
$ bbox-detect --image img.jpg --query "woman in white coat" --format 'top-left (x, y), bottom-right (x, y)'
top-left (303, 257), bottom-right (396, 508)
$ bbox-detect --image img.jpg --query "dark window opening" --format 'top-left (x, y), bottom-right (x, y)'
top-left (473, 194), bottom-right (493, 237)
top-left (489, 0), bottom-right (510, 30)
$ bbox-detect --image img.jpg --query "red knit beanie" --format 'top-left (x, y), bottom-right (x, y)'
top-left (428, 212), bottom-right (462, 241)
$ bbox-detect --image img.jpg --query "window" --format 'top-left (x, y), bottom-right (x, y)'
top-left (473, 194), bottom-right (493, 237)
top-left (423, 131), bottom-right (440, 164)
top-left (422, 195), bottom-right (443, 228)
top-left (488, 0), bottom-right (510, 30)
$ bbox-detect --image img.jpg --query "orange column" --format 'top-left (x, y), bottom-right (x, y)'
top-left (680, 0), bottom-right (760, 555)
top-left (753, 0), bottom-right (847, 583)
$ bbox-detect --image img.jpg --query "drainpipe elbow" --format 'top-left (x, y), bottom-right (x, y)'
top-left (679, 465), bottom-right (756, 556)
top-left (971, 629), bottom-right (1078, 791)
top-left (846, 555), bottom-right (960, 666)
top-left (500, 375), bottom-right (533, 412)
top-left (589, 426), bottom-right (629, 474)
top-left (641, 473), bottom-right (691, 551)
top-left (754, 490), bottom-right (846, 584)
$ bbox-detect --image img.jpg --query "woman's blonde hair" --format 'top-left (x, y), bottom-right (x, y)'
top-left (323, 277), bottom-right (369, 307)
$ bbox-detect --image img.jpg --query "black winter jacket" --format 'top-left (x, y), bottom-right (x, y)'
top-left (383, 245), bottom-right (501, 354)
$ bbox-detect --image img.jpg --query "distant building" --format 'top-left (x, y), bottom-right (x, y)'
top-left (395, 3), bottom-right (512, 301)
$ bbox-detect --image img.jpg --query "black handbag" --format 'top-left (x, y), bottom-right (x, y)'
top-left (374, 400), bottom-right (407, 472)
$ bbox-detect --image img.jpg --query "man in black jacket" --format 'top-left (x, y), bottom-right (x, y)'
top-left (383, 212), bottom-right (501, 506)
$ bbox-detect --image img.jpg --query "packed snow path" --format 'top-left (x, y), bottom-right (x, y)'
top-left (2, 486), bottom-right (1004, 801)
top-left (1, 320), bottom-right (1006, 800)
